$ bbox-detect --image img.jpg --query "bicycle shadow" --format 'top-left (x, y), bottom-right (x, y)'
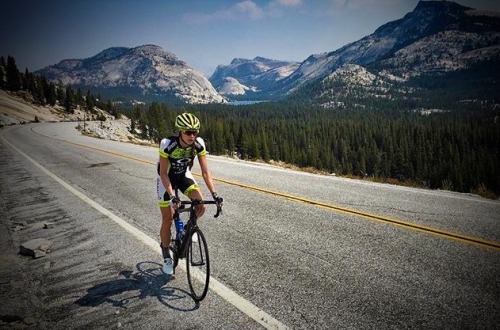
top-left (75, 261), bottom-right (199, 311)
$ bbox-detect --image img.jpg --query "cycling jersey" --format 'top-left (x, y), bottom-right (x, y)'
top-left (156, 135), bottom-right (207, 207)
top-left (158, 135), bottom-right (207, 176)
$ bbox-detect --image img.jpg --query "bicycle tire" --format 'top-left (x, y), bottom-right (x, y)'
top-left (169, 222), bottom-right (179, 270)
top-left (186, 228), bottom-right (210, 301)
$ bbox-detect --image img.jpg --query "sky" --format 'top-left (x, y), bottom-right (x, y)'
top-left (1, 0), bottom-right (499, 77)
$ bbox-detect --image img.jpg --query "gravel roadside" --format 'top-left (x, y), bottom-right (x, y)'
top-left (0, 138), bottom-right (144, 330)
top-left (0, 142), bottom-right (57, 329)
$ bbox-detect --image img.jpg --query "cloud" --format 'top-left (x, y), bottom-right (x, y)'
top-left (276, 0), bottom-right (303, 6)
top-left (309, 0), bottom-right (379, 17)
top-left (183, 1), bottom-right (264, 23)
top-left (330, 0), bottom-right (383, 10)
top-left (183, 0), bottom-right (303, 24)
top-left (235, 1), bottom-right (265, 19)
top-left (350, 0), bottom-right (413, 10)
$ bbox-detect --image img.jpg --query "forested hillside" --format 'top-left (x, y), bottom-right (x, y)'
top-left (134, 101), bottom-right (500, 198)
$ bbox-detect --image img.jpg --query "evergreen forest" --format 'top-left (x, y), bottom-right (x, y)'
top-left (1, 55), bottom-right (499, 198)
top-left (133, 101), bottom-right (500, 198)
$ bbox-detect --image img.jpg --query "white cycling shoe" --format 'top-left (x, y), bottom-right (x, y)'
top-left (191, 232), bottom-right (198, 243)
top-left (162, 258), bottom-right (174, 275)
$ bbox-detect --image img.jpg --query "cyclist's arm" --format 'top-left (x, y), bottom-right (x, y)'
top-left (198, 154), bottom-right (216, 196)
top-left (159, 156), bottom-right (174, 197)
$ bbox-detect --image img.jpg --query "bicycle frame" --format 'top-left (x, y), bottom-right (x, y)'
top-left (173, 204), bottom-right (195, 259)
top-left (169, 192), bottom-right (222, 301)
top-left (171, 192), bottom-right (222, 261)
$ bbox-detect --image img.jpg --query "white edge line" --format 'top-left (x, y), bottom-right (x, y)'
top-left (2, 135), bottom-right (290, 330)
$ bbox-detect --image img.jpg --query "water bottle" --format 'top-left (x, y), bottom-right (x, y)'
top-left (174, 218), bottom-right (184, 240)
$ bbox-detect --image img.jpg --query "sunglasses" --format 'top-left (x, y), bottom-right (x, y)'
top-left (182, 130), bottom-right (199, 136)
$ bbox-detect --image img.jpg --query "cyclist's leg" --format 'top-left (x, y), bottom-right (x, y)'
top-left (181, 171), bottom-right (206, 218)
top-left (187, 189), bottom-right (205, 219)
top-left (157, 177), bottom-right (174, 258)
top-left (159, 207), bottom-right (173, 251)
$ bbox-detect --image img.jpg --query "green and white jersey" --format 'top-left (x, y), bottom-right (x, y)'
top-left (158, 135), bottom-right (207, 176)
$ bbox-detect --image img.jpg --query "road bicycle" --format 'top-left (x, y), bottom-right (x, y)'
top-left (169, 190), bottom-right (223, 302)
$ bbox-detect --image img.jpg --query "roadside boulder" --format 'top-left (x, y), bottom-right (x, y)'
top-left (19, 238), bottom-right (54, 258)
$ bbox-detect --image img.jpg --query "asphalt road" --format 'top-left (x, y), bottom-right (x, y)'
top-left (1, 122), bottom-right (499, 329)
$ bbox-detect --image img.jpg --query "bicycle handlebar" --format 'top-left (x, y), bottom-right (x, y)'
top-left (178, 199), bottom-right (223, 218)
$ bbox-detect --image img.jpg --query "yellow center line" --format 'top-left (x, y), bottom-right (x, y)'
top-left (33, 126), bottom-right (500, 252)
top-left (213, 177), bottom-right (500, 251)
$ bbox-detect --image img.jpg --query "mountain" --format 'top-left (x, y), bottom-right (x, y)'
top-left (34, 1), bottom-right (499, 106)
top-left (212, 1), bottom-right (500, 104)
top-left (35, 45), bottom-right (225, 105)
top-left (209, 57), bottom-right (299, 99)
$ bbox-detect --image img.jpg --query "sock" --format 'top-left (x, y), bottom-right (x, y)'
top-left (160, 243), bottom-right (170, 259)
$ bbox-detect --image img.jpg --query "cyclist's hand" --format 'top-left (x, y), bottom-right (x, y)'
top-left (170, 196), bottom-right (180, 209)
top-left (212, 192), bottom-right (223, 205)
top-left (212, 192), bottom-right (223, 217)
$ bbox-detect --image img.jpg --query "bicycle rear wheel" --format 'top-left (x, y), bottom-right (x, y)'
top-left (186, 228), bottom-right (210, 301)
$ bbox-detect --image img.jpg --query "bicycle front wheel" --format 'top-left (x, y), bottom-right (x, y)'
top-left (186, 228), bottom-right (210, 302)
top-left (169, 222), bottom-right (180, 270)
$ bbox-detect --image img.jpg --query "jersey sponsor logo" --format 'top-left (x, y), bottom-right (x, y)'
top-left (170, 157), bottom-right (192, 174)
top-left (170, 147), bottom-right (194, 159)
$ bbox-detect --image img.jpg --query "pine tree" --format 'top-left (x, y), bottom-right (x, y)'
top-left (56, 81), bottom-right (65, 104)
top-left (85, 90), bottom-right (95, 111)
top-left (261, 134), bottom-right (270, 162)
top-left (35, 76), bottom-right (45, 104)
top-left (0, 59), bottom-right (5, 89)
top-left (24, 68), bottom-right (33, 93)
top-left (64, 86), bottom-right (76, 113)
top-left (6, 56), bottom-right (21, 91)
top-left (46, 81), bottom-right (57, 106)
top-left (75, 88), bottom-right (84, 107)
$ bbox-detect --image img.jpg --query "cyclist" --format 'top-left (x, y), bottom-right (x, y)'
top-left (156, 112), bottom-right (222, 275)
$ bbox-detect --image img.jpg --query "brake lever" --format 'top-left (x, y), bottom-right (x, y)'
top-left (214, 200), bottom-right (223, 218)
